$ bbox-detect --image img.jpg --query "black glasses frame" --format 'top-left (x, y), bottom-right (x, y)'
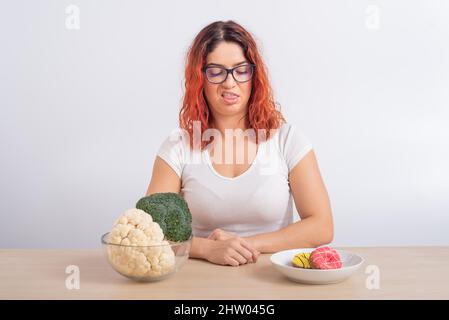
top-left (202, 63), bottom-right (256, 84)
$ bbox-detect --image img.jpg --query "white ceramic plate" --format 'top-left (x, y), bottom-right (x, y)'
top-left (270, 248), bottom-right (364, 285)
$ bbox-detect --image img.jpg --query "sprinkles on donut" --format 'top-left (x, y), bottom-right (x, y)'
top-left (309, 246), bottom-right (342, 270)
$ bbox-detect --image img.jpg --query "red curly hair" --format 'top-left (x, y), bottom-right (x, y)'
top-left (179, 20), bottom-right (285, 150)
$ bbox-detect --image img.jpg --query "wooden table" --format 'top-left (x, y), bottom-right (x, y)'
top-left (1, 247), bottom-right (448, 299)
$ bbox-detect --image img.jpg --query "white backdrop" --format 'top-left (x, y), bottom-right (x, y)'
top-left (1, 0), bottom-right (448, 248)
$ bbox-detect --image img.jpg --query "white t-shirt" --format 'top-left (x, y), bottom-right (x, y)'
top-left (156, 123), bottom-right (313, 238)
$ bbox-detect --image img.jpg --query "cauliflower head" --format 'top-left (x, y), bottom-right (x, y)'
top-left (107, 208), bottom-right (176, 279)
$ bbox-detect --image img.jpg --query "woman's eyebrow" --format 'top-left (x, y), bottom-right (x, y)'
top-left (206, 61), bottom-right (248, 67)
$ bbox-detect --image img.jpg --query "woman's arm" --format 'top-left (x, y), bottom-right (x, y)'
top-left (246, 150), bottom-right (334, 252)
top-left (191, 236), bottom-right (259, 266)
top-left (145, 156), bottom-right (207, 259)
top-left (146, 156), bottom-right (182, 196)
top-left (208, 150), bottom-right (334, 252)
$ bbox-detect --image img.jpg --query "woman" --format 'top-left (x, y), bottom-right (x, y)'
top-left (146, 20), bottom-right (334, 267)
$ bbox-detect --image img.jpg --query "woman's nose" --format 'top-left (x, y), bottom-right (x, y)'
top-left (222, 72), bottom-right (237, 88)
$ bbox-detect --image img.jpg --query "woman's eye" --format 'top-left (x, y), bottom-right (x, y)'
top-left (208, 68), bottom-right (224, 77)
top-left (236, 66), bottom-right (250, 75)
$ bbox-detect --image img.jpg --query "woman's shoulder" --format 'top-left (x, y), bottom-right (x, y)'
top-left (160, 128), bottom-right (189, 148)
top-left (271, 122), bottom-right (313, 171)
top-left (271, 122), bottom-right (307, 143)
top-left (156, 128), bottom-right (191, 177)
top-left (157, 128), bottom-right (192, 161)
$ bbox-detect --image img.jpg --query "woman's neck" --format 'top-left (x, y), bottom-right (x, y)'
top-left (211, 115), bottom-right (248, 136)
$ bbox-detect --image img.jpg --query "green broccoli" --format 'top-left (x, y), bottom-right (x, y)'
top-left (136, 193), bottom-right (192, 242)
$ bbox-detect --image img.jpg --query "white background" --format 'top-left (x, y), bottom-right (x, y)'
top-left (1, 0), bottom-right (448, 248)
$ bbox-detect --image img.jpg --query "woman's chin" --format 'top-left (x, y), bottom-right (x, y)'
top-left (218, 104), bottom-right (244, 114)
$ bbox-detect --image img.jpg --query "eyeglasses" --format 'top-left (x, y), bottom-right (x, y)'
top-left (203, 63), bottom-right (256, 84)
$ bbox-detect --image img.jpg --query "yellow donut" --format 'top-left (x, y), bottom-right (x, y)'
top-left (292, 252), bottom-right (312, 269)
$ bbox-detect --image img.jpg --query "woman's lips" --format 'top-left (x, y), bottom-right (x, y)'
top-left (221, 93), bottom-right (240, 105)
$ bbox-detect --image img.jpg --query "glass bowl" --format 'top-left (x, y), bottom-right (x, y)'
top-left (101, 232), bottom-right (192, 282)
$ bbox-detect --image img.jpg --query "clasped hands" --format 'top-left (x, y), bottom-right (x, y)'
top-left (205, 228), bottom-right (260, 267)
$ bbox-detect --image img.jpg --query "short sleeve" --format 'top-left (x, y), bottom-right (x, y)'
top-left (279, 123), bottom-right (313, 172)
top-left (156, 129), bottom-right (187, 178)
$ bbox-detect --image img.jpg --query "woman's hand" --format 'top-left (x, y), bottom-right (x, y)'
top-left (204, 229), bottom-right (260, 266)
top-left (207, 228), bottom-right (238, 241)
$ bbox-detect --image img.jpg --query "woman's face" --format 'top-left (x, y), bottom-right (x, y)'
top-left (203, 41), bottom-right (253, 119)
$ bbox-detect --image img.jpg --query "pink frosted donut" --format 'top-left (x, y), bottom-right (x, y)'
top-left (310, 246), bottom-right (342, 270)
